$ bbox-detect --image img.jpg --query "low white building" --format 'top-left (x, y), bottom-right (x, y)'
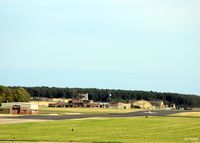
top-left (1, 102), bottom-right (38, 115)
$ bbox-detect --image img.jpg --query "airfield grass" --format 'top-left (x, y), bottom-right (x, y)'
top-left (170, 112), bottom-right (200, 117)
top-left (0, 116), bottom-right (200, 143)
top-left (39, 107), bottom-right (138, 115)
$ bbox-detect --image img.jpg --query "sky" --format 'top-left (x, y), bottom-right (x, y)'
top-left (0, 0), bottom-right (200, 95)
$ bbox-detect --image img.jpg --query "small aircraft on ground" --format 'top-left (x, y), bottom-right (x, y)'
top-left (143, 111), bottom-right (157, 114)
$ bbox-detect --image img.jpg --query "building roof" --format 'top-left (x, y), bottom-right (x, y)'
top-left (1, 102), bottom-right (38, 110)
top-left (149, 101), bottom-right (163, 107)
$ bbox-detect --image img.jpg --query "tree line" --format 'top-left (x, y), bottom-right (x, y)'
top-left (24, 86), bottom-right (200, 108)
top-left (0, 85), bottom-right (31, 105)
top-left (1, 85), bottom-right (200, 108)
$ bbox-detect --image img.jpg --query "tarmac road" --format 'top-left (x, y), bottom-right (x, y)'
top-left (1, 110), bottom-right (199, 121)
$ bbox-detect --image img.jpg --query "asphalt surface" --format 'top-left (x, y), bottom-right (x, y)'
top-left (1, 110), bottom-right (199, 121)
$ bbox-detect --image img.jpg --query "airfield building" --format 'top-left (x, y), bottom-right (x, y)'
top-left (109, 102), bottom-right (131, 109)
top-left (1, 102), bottom-right (39, 115)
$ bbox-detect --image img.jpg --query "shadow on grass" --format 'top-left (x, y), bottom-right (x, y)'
top-left (0, 140), bottom-right (123, 143)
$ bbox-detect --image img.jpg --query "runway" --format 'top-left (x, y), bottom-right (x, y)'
top-left (1, 110), bottom-right (199, 122)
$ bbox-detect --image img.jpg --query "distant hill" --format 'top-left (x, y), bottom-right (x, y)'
top-left (24, 86), bottom-right (200, 108)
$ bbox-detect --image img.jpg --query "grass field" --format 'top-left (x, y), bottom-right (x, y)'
top-left (0, 116), bottom-right (200, 143)
top-left (39, 107), bottom-right (138, 115)
top-left (170, 112), bottom-right (200, 117)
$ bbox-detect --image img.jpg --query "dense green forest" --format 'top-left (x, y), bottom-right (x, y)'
top-left (24, 86), bottom-right (200, 108)
top-left (1, 85), bottom-right (200, 108)
top-left (0, 85), bottom-right (31, 105)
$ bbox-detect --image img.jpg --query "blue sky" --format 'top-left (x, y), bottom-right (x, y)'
top-left (0, 0), bottom-right (200, 95)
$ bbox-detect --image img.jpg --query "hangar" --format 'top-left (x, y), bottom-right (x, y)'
top-left (1, 102), bottom-right (38, 115)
